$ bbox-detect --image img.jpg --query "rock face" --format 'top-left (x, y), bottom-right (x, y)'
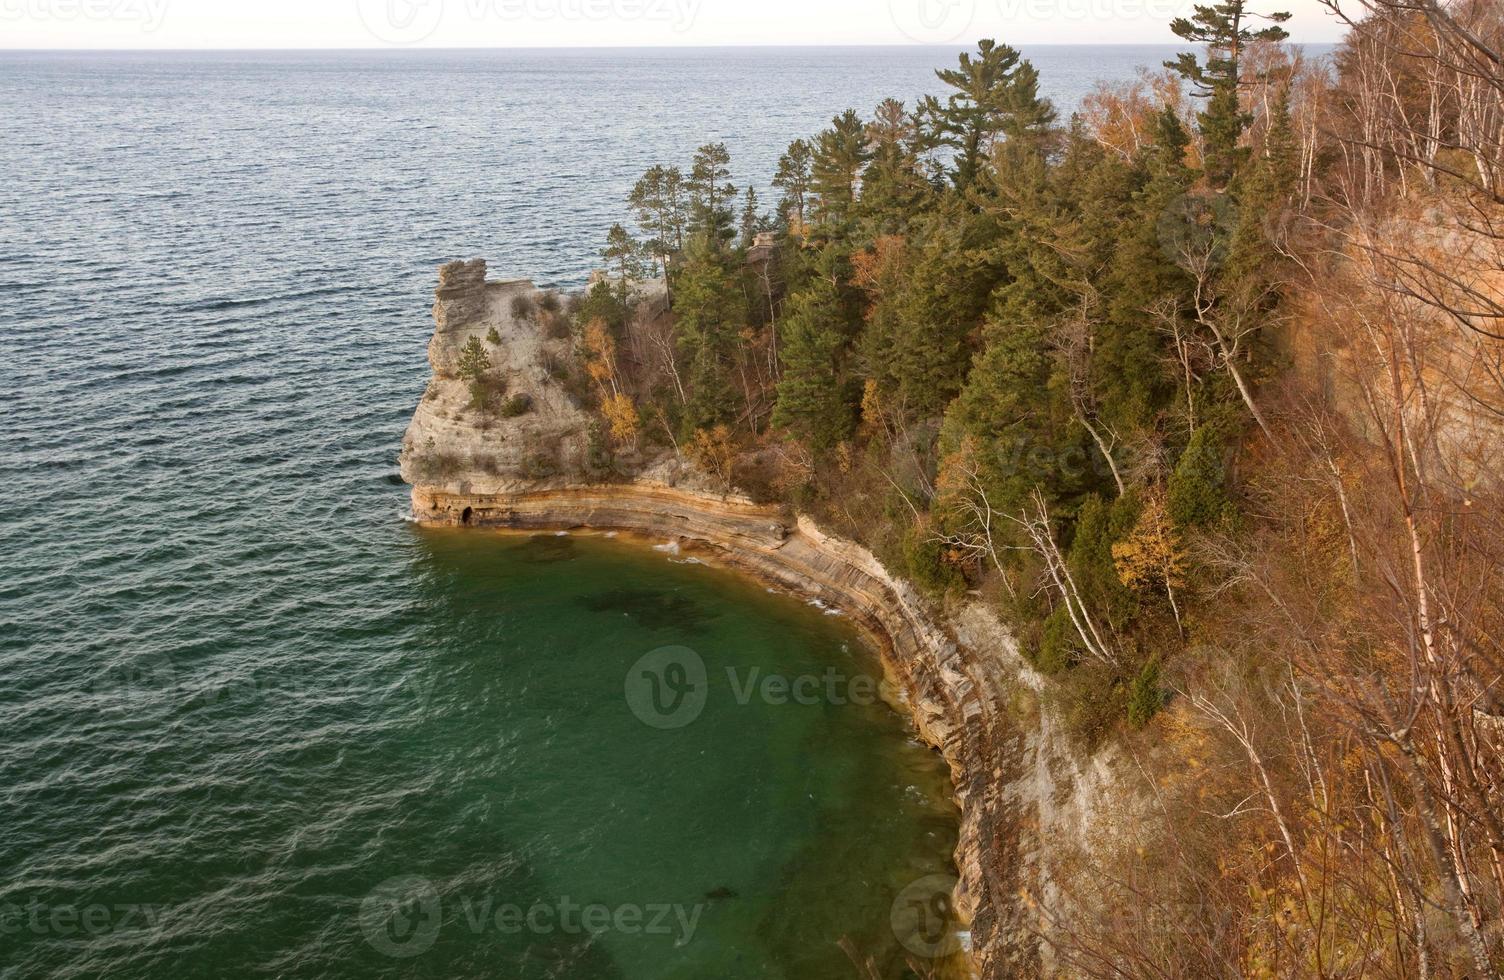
top-left (432, 257), bottom-right (489, 332)
top-left (399, 259), bottom-right (594, 495)
top-left (401, 261), bottom-right (1134, 978)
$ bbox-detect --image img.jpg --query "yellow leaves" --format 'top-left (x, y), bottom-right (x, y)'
top-left (859, 379), bottom-right (886, 437)
top-left (688, 425), bottom-right (736, 490)
top-left (581, 317), bottom-right (618, 395)
top-left (934, 436), bottom-right (983, 509)
top-left (602, 392), bottom-right (638, 447)
top-left (1112, 492), bottom-right (1187, 592)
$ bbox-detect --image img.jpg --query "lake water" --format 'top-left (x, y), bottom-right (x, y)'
top-left (2, 45), bottom-right (1217, 977)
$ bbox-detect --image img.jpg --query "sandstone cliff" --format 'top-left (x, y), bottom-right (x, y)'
top-left (401, 261), bottom-right (1135, 978)
top-left (399, 259), bottom-right (594, 494)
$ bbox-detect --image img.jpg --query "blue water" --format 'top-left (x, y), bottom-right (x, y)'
top-left (2, 46), bottom-right (1207, 978)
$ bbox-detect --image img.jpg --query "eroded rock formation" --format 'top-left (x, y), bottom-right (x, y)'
top-left (400, 259), bottom-right (595, 494)
top-left (400, 261), bottom-right (1134, 977)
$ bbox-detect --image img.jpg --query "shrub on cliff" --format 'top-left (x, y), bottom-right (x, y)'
top-left (1035, 605), bottom-right (1081, 674)
top-left (574, 281), bottom-right (627, 335)
top-left (457, 336), bottom-right (489, 380)
top-left (900, 521), bottom-right (965, 599)
top-left (412, 450), bottom-right (464, 481)
top-left (500, 393), bottom-right (533, 418)
top-left (511, 295), bottom-right (536, 323)
top-left (1125, 657), bottom-right (1164, 727)
top-left (457, 336), bottom-right (505, 412)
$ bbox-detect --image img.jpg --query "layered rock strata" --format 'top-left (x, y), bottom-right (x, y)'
top-left (402, 261), bottom-right (1130, 977)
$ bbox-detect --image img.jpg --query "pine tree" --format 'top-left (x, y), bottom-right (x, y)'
top-left (1224, 88), bottom-right (1297, 286)
top-left (859, 98), bottom-right (933, 236)
top-left (457, 336), bottom-right (490, 384)
top-left (457, 336), bottom-right (494, 411)
top-left (1166, 0), bottom-right (1291, 188)
top-left (628, 164), bottom-right (688, 270)
top-left (687, 143), bottom-right (737, 250)
top-left (739, 187), bottom-right (763, 250)
top-left (773, 139), bottom-right (813, 233)
top-left (772, 257), bottom-right (854, 448)
top-left (602, 223), bottom-right (642, 302)
top-left (860, 198), bottom-right (1002, 419)
top-left (810, 109), bottom-right (870, 237)
top-left (919, 39), bottom-right (1052, 191)
top-left (672, 237), bottom-right (743, 431)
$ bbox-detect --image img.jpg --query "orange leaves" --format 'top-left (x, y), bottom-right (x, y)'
top-left (601, 392), bottom-right (639, 448)
top-left (849, 234), bottom-right (908, 295)
top-left (1112, 492), bottom-right (1188, 594)
top-left (581, 317), bottom-right (619, 396)
top-left (688, 425), bottom-right (736, 490)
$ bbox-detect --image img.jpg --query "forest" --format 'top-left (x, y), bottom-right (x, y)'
top-left (559, 0), bottom-right (1504, 972)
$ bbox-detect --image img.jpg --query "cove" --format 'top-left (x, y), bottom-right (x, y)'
top-left (390, 528), bottom-right (963, 978)
top-left (1, 526), bottom-right (959, 979)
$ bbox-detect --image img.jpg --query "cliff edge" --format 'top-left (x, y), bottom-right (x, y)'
top-left (400, 261), bottom-right (1136, 978)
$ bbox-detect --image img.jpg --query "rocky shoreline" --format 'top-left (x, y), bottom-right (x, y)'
top-left (409, 481), bottom-right (1006, 970)
top-left (400, 260), bottom-right (1133, 978)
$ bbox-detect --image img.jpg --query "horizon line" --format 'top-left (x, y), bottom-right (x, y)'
top-left (0, 39), bottom-right (1344, 52)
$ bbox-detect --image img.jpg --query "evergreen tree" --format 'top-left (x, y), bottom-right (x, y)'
top-left (810, 110), bottom-right (870, 237)
top-left (457, 336), bottom-right (494, 410)
top-left (1166, 0), bottom-right (1291, 188)
top-left (773, 259), bottom-right (855, 448)
top-left (628, 164), bottom-right (688, 269)
top-left (457, 336), bottom-right (490, 384)
top-left (919, 39), bottom-right (1051, 191)
top-left (859, 98), bottom-right (933, 236)
top-left (739, 187), bottom-right (763, 250)
top-left (1224, 88), bottom-right (1297, 286)
top-left (687, 143), bottom-right (737, 250)
top-left (672, 236), bottom-right (743, 431)
top-left (602, 223), bottom-right (642, 302)
top-left (1090, 108), bottom-right (1196, 434)
top-left (861, 219), bottom-right (988, 418)
top-left (940, 316), bottom-right (1069, 513)
top-left (773, 139), bottom-right (814, 232)
top-left (997, 60), bottom-right (1057, 170)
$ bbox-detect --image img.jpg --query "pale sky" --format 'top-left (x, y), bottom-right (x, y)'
top-left (0, 0), bottom-right (1346, 49)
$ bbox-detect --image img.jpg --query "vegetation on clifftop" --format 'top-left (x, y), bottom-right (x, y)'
top-left (560, 1), bottom-right (1503, 973)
